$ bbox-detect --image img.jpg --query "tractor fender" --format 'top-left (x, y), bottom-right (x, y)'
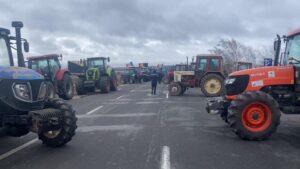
top-left (55, 69), bottom-right (70, 81)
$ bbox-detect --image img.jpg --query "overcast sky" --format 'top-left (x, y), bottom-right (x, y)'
top-left (0, 0), bottom-right (299, 66)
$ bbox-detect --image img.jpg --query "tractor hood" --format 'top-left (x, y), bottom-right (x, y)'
top-left (225, 65), bottom-right (294, 99)
top-left (0, 66), bottom-right (44, 80)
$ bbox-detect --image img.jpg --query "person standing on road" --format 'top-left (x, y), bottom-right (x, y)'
top-left (151, 70), bottom-right (159, 95)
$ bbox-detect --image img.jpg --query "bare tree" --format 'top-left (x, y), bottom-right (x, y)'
top-left (210, 38), bottom-right (257, 73)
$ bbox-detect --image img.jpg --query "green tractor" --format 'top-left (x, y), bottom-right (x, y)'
top-left (68, 57), bottom-right (118, 94)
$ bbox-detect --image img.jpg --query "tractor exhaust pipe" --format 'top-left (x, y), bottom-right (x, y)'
top-left (12, 21), bottom-right (25, 67)
top-left (274, 34), bottom-right (281, 66)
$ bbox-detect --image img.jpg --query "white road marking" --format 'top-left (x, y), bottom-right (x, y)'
top-left (85, 105), bottom-right (104, 115)
top-left (0, 138), bottom-right (38, 161)
top-left (77, 124), bottom-right (143, 132)
top-left (160, 146), bottom-right (171, 169)
top-left (166, 92), bottom-right (169, 99)
top-left (116, 95), bottom-right (124, 100)
top-left (130, 89), bottom-right (135, 92)
top-left (136, 101), bottom-right (160, 104)
top-left (78, 112), bottom-right (156, 118)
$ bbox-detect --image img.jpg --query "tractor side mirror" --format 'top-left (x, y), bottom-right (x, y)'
top-left (107, 57), bottom-right (110, 62)
top-left (23, 41), bottom-right (29, 52)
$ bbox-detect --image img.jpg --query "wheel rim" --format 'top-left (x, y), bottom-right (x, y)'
top-left (43, 129), bottom-right (61, 139)
top-left (204, 78), bottom-right (221, 94)
top-left (242, 102), bottom-right (272, 132)
top-left (171, 86), bottom-right (178, 93)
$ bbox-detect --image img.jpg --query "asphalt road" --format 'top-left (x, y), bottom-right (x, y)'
top-left (1, 83), bottom-right (300, 169)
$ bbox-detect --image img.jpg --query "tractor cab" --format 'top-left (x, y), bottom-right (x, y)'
top-left (234, 62), bottom-right (253, 71)
top-left (175, 64), bottom-right (188, 71)
top-left (86, 57), bottom-right (109, 69)
top-left (27, 54), bottom-right (62, 81)
top-left (194, 55), bottom-right (224, 82)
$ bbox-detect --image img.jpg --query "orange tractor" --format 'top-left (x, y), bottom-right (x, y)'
top-left (207, 28), bottom-right (300, 140)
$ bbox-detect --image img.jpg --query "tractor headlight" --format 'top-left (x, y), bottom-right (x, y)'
top-left (38, 82), bottom-right (47, 100)
top-left (13, 83), bottom-right (31, 101)
top-left (225, 78), bottom-right (236, 84)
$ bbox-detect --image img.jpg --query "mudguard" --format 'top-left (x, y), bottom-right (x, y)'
top-left (55, 69), bottom-right (69, 81)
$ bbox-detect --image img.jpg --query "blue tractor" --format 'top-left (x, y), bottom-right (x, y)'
top-left (0, 21), bottom-right (77, 147)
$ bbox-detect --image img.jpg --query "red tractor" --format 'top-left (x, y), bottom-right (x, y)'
top-left (169, 55), bottom-right (225, 97)
top-left (207, 28), bottom-right (300, 140)
top-left (27, 54), bottom-right (74, 100)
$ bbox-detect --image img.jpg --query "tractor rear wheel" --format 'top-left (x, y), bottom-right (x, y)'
top-left (169, 82), bottom-right (182, 96)
top-left (39, 98), bottom-right (77, 147)
top-left (100, 76), bottom-right (110, 93)
top-left (200, 74), bottom-right (224, 97)
top-left (227, 91), bottom-right (281, 140)
top-left (60, 74), bottom-right (74, 100)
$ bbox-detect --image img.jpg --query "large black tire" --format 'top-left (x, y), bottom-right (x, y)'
top-left (169, 82), bottom-right (182, 96)
top-left (46, 81), bottom-right (57, 99)
top-left (39, 98), bottom-right (77, 147)
top-left (76, 78), bottom-right (86, 95)
top-left (60, 74), bottom-right (74, 100)
top-left (200, 74), bottom-right (224, 97)
top-left (227, 91), bottom-right (281, 140)
top-left (100, 76), bottom-right (110, 93)
top-left (110, 75), bottom-right (118, 91)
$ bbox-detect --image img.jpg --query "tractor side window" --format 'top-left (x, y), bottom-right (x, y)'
top-left (286, 35), bottom-right (300, 65)
top-left (49, 59), bottom-right (60, 74)
top-left (0, 38), bottom-right (10, 66)
top-left (198, 59), bottom-right (207, 71)
top-left (210, 59), bottom-right (220, 71)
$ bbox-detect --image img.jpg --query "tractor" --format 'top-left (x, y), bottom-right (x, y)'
top-left (27, 54), bottom-right (74, 100)
top-left (162, 64), bottom-right (189, 84)
top-left (168, 55), bottom-right (225, 97)
top-left (121, 67), bottom-right (142, 84)
top-left (234, 61), bottom-right (253, 71)
top-left (68, 57), bottom-right (117, 94)
top-left (206, 28), bottom-right (300, 140)
top-left (0, 21), bottom-right (77, 147)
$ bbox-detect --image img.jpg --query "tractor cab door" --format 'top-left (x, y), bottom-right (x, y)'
top-left (48, 58), bottom-right (61, 81)
top-left (195, 58), bottom-right (208, 85)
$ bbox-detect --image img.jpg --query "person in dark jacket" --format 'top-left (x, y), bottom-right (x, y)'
top-left (151, 70), bottom-right (159, 95)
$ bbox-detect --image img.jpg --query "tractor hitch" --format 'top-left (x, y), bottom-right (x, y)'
top-left (206, 97), bottom-right (229, 114)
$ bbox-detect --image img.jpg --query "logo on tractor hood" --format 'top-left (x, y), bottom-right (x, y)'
top-left (0, 66), bottom-right (44, 80)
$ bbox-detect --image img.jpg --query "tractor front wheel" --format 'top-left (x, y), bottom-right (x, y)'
top-left (60, 74), bottom-right (74, 100)
top-left (100, 76), bottom-right (110, 93)
top-left (110, 75), bottom-right (118, 91)
top-left (76, 78), bottom-right (86, 95)
top-left (227, 91), bottom-right (281, 140)
top-left (169, 82), bottom-right (182, 96)
top-left (200, 74), bottom-right (224, 97)
top-left (39, 98), bottom-right (77, 147)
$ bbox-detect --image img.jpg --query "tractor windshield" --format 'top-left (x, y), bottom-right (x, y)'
top-left (87, 59), bottom-right (104, 68)
top-left (0, 37), bottom-right (10, 66)
top-left (285, 34), bottom-right (300, 65)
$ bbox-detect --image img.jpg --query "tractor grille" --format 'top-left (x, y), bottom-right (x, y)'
top-left (225, 75), bottom-right (249, 96)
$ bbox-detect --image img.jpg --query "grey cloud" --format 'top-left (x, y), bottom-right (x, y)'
top-left (0, 0), bottom-right (299, 66)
